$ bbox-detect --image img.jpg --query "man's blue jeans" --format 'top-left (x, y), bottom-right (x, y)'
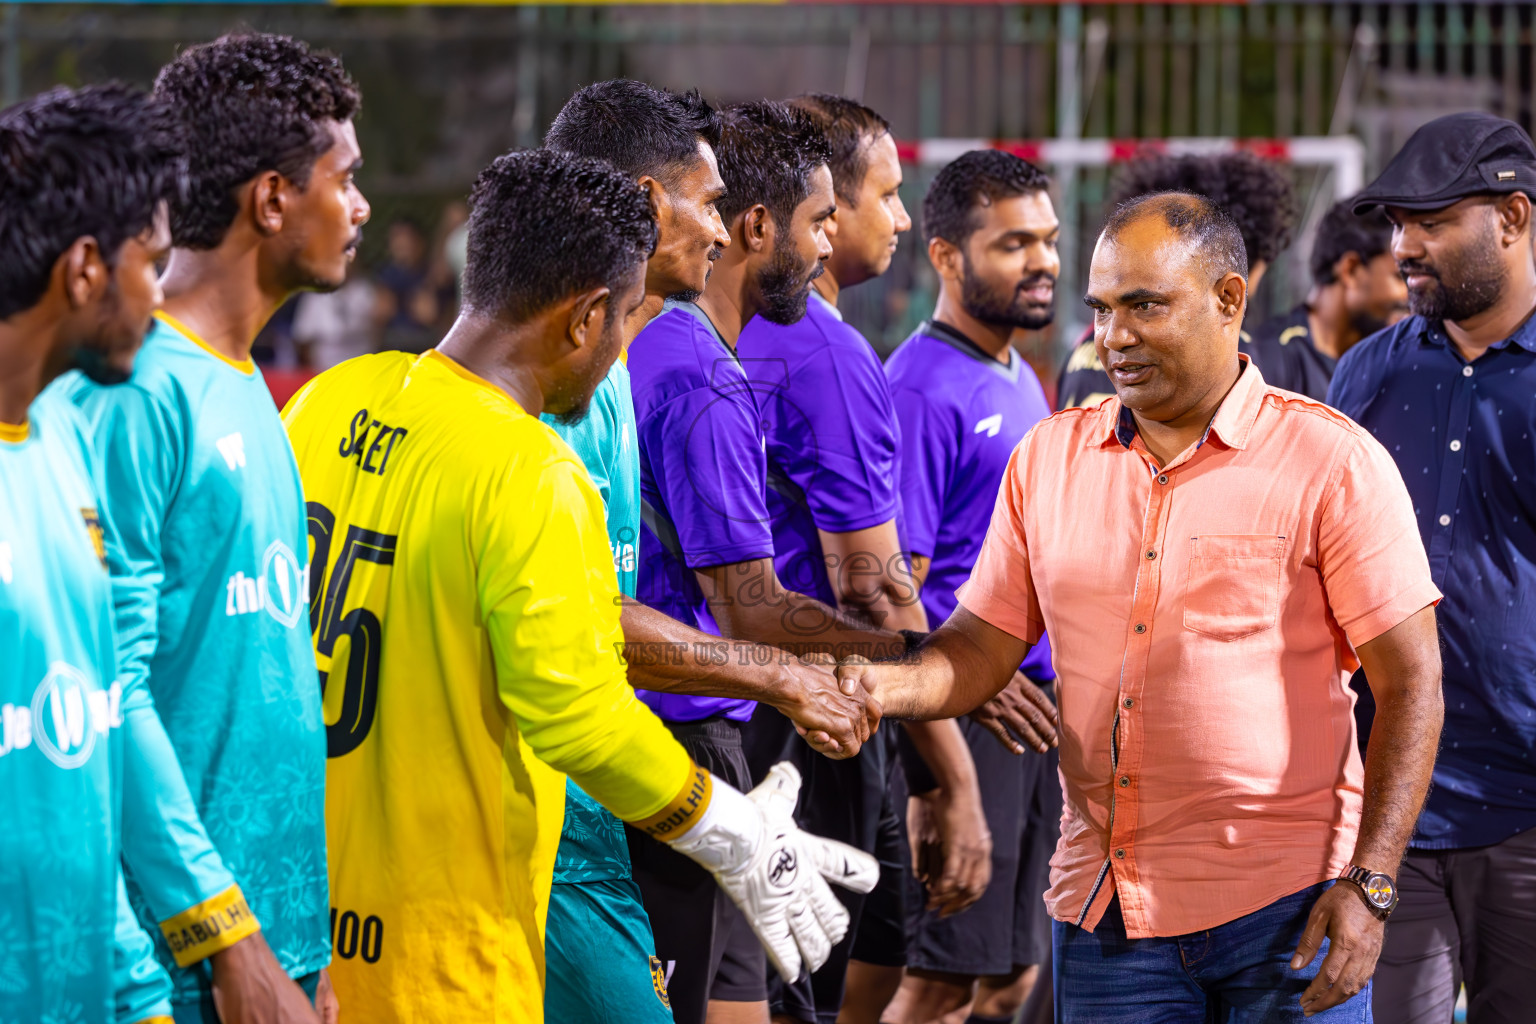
top-left (1054, 882), bottom-right (1372, 1023)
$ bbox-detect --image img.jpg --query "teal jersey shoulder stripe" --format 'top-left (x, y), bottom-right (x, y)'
top-left (62, 318), bottom-right (329, 995)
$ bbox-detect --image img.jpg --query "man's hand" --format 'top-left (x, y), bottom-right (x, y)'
top-left (313, 969), bottom-right (339, 1024)
top-left (777, 653), bottom-right (881, 759)
top-left (210, 932), bottom-right (321, 1024)
top-left (970, 671), bottom-right (1057, 754)
top-left (908, 787), bottom-right (992, 917)
top-left (1290, 883), bottom-right (1384, 1016)
top-left (665, 762), bottom-right (880, 981)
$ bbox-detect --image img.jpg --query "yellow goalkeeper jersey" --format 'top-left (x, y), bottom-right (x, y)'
top-left (283, 349), bottom-right (697, 1023)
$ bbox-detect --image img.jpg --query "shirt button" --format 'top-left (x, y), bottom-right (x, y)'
top-left (1450, 440), bottom-right (1462, 452)
top-left (1134, 623), bottom-right (1147, 634)
top-left (1463, 365), bottom-right (1474, 377)
top-left (1118, 776), bottom-right (1131, 787)
top-left (1123, 697), bottom-right (1135, 709)
top-left (1439, 514), bottom-right (1452, 526)
top-left (1146, 550), bottom-right (1157, 560)
top-left (1156, 474), bottom-right (1169, 485)
top-left (1115, 848), bottom-right (1126, 859)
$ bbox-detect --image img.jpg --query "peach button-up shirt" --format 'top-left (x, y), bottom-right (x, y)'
top-left (956, 359), bottom-right (1441, 938)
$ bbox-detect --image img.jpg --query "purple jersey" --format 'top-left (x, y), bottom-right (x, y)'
top-left (885, 320), bottom-right (1054, 680)
top-left (630, 301), bottom-right (772, 722)
top-left (738, 292), bottom-right (901, 608)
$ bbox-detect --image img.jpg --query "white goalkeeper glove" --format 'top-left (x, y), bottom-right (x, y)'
top-left (663, 761), bottom-right (880, 981)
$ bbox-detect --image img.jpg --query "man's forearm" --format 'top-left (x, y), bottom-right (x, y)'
top-left (715, 588), bottom-right (904, 661)
top-left (1354, 676), bottom-right (1443, 872)
top-left (862, 608), bottom-right (1030, 721)
top-left (1351, 607), bottom-right (1444, 874)
top-left (620, 599), bottom-right (795, 704)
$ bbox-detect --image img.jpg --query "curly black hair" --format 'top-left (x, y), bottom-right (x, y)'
top-left (462, 148), bottom-right (657, 325)
top-left (544, 80), bottom-right (721, 190)
top-left (1111, 151), bottom-right (1298, 268)
top-left (153, 32), bottom-right (359, 250)
top-left (788, 94), bottom-right (891, 206)
top-left (714, 100), bottom-right (833, 228)
top-left (923, 149), bottom-right (1052, 248)
top-left (0, 83), bottom-right (183, 320)
top-left (1309, 199), bottom-right (1394, 286)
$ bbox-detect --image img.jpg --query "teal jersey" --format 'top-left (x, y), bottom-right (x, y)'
top-left (0, 397), bottom-right (172, 1024)
top-left (544, 358), bottom-right (641, 884)
top-left (62, 315), bottom-right (329, 997)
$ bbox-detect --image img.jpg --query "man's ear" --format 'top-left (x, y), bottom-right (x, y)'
top-left (1215, 271), bottom-right (1247, 321)
top-left (637, 175), bottom-right (668, 222)
top-left (250, 170), bottom-right (289, 238)
top-left (927, 236), bottom-right (962, 282)
top-left (1497, 191), bottom-right (1531, 246)
top-left (568, 285), bottom-right (613, 351)
top-left (740, 204), bottom-right (772, 255)
top-left (1332, 251), bottom-right (1364, 284)
top-left (60, 236), bottom-right (109, 311)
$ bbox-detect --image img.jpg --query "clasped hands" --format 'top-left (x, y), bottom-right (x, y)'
top-left (777, 652), bottom-right (1059, 760)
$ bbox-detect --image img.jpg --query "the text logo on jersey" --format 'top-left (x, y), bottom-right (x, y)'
top-left (973, 413), bottom-right (1003, 438)
top-left (216, 432), bottom-right (247, 471)
top-left (79, 507), bottom-right (107, 568)
top-left (0, 663), bottom-right (122, 769)
top-left (224, 539), bottom-right (308, 628)
top-left (0, 541), bottom-right (11, 584)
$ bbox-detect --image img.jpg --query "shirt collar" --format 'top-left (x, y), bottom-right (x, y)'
top-left (1417, 308), bottom-right (1536, 355)
top-left (810, 289), bottom-right (843, 322)
top-left (1092, 353), bottom-right (1267, 453)
top-left (918, 319), bottom-right (1021, 382)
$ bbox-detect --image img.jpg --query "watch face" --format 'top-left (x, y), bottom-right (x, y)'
top-left (1364, 873), bottom-right (1396, 909)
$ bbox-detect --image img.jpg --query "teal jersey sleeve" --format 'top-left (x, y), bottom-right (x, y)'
top-left (1, 398), bottom-right (142, 1024)
top-left (63, 317), bottom-right (328, 995)
top-left (112, 871), bottom-right (173, 1024)
top-left (545, 359), bottom-right (645, 885)
top-left (50, 377), bottom-right (252, 960)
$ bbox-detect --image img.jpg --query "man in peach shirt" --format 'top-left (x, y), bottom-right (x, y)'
top-left (839, 192), bottom-right (1444, 1022)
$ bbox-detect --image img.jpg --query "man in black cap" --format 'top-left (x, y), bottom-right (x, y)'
top-left (1237, 199), bottom-right (1407, 402)
top-left (1330, 111), bottom-right (1536, 1024)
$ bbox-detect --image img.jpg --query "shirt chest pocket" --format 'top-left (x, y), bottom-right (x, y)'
top-left (1183, 534), bottom-right (1285, 641)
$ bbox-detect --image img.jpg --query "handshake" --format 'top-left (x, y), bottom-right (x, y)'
top-left (769, 647), bottom-right (1059, 760)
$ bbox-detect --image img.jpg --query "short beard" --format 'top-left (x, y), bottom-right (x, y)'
top-left (960, 259), bottom-right (1056, 330)
top-left (756, 236), bottom-right (822, 327)
top-left (1400, 230), bottom-right (1506, 323)
top-left (666, 245), bottom-right (724, 305)
top-left (1347, 307), bottom-right (1390, 343)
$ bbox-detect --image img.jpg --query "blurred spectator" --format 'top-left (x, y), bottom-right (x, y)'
top-left (377, 218), bottom-right (440, 352)
top-left (429, 199), bottom-right (469, 308)
top-left (292, 262), bottom-right (381, 371)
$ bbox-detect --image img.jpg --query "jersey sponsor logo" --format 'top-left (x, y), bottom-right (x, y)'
top-left (216, 432), bottom-right (247, 471)
top-left (0, 663), bottom-right (122, 769)
top-left (0, 541), bottom-right (10, 584)
top-left (79, 507), bottom-right (106, 568)
top-left (224, 540), bottom-right (308, 628)
top-left (973, 413), bottom-right (1003, 438)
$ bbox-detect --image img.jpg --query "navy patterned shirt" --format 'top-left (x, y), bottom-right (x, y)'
top-left (1329, 311), bottom-right (1536, 850)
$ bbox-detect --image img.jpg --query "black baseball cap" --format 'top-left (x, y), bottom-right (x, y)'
top-left (1352, 111), bottom-right (1536, 215)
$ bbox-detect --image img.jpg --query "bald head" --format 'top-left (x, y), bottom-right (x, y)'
top-left (1103, 191), bottom-right (1248, 284)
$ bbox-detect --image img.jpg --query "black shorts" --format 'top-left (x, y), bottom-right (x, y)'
top-left (906, 719), bottom-right (1062, 978)
top-left (745, 710), bottom-right (909, 1023)
top-left (625, 718), bottom-right (767, 1023)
